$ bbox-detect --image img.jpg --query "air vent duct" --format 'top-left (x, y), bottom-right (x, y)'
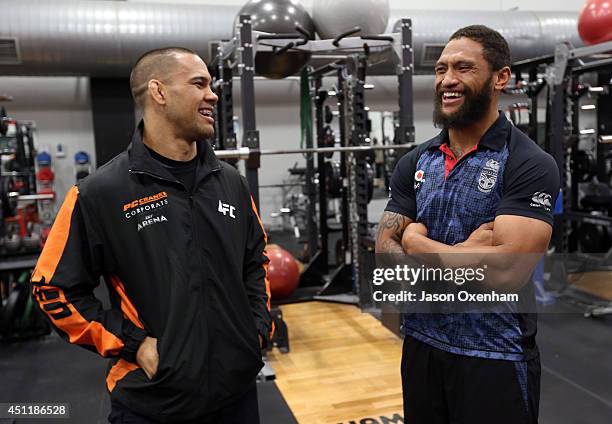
top-left (421, 44), bottom-right (445, 66)
top-left (0, 38), bottom-right (20, 64)
top-left (0, 1), bottom-right (583, 77)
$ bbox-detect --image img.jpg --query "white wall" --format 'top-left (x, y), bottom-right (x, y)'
top-left (0, 0), bottom-right (587, 225)
top-left (0, 77), bottom-right (95, 204)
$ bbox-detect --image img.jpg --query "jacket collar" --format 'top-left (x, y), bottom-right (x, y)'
top-left (428, 112), bottom-right (511, 152)
top-left (127, 121), bottom-right (222, 185)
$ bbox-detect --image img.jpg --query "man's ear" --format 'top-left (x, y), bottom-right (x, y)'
top-left (148, 79), bottom-right (166, 106)
top-left (494, 66), bottom-right (511, 92)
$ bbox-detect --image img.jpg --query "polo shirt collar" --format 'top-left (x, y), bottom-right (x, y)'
top-left (429, 112), bottom-right (511, 152)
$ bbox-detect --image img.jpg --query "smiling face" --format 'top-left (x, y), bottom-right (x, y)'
top-left (432, 37), bottom-right (496, 129)
top-left (142, 52), bottom-right (218, 143)
top-left (158, 53), bottom-right (218, 141)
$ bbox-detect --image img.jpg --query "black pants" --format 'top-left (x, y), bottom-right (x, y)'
top-left (108, 383), bottom-right (260, 424)
top-left (401, 335), bottom-right (540, 424)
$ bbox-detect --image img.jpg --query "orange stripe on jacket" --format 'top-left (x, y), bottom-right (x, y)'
top-left (250, 197), bottom-right (271, 307)
top-left (250, 197), bottom-right (275, 338)
top-left (106, 359), bottom-right (139, 392)
top-left (32, 185), bottom-right (79, 282)
top-left (37, 286), bottom-right (125, 356)
top-left (109, 275), bottom-right (144, 330)
top-left (31, 185), bottom-right (125, 357)
top-left (105, 277), bottom-right (144, 391)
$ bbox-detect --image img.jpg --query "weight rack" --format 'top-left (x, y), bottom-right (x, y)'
top-left (512, 41), bottom-right (612, 316)
top-left (209, 17), bottom-right (415, 305)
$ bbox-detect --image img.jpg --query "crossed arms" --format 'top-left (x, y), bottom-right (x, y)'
top-left (375, 212), bottom-right (552, 291)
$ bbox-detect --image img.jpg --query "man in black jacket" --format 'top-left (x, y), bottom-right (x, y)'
top-left (31, 47), bottom-right (272, 423)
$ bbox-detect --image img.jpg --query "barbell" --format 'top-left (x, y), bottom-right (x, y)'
top-left (213, 143), bottom-right (414, 160)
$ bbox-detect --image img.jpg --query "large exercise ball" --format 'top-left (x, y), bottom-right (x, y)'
top-left (312, 0), bottom-right (389, 40)
top-left (267, 244), bottom-right (301, 299)
top-left (234, 0), bottom-right (315, 79)
top-left (578, 0), bottom-right (612, 45)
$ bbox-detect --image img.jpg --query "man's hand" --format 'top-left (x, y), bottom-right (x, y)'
top-left (136, 336), bottom-right (159, 380)
top-left (460, 222), bottom-right (494, 247)
top-left (401, 222), bottom-right (428, 252)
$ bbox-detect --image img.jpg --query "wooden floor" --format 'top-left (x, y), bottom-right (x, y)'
top-left (569, 271), bottom-right (612, 301)
top-left (267, 301), bottom-right (404, 424)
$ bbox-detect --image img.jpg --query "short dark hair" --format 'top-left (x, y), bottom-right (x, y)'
top-left (449, 25), bottom-right (511, 71)
top-left (129, 47), bottom-right (197, 108)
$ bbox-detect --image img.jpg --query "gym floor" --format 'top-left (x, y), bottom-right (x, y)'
top-left (269, 301), bottom-right (612, 424)
top-left (0, 330), bottom-right (297, 424)
top-left (1, 298), bottom-right (611, 423)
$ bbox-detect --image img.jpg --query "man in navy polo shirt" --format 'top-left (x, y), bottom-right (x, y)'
top-left (376, 25), bottom-right (559, 423)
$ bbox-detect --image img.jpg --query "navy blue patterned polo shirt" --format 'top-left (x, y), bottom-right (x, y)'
top-left (385, 113), bottom-right (560, 361)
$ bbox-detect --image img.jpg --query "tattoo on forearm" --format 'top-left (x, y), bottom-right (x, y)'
top-left (375, 212), bottom-right (412, 253)
top-left (378, 239), bottom-right (405, 254)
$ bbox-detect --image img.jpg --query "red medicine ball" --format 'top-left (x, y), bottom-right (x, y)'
top-left (267, 244), bottom-right (301, 299)
top-left (578, 0), bottom-right (612, 45)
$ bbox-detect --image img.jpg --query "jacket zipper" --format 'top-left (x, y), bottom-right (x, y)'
top-left (128, 169), bottom-right (182, 187)
top-left (130, 166), bottom-right (219, 397)
top-left (128, 168), bottom-right (222, 189)
top-left (128, 166), bottom-right (220, 297)
top-left (129, 167), bottom-right (220, 260)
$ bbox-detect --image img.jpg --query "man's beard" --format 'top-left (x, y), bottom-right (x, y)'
top-left (187, 116), bottom-right (215, 141)
top-left (169, 109), bottom-right (214, 141)
top-left (197, 121), bottom-right (215, 140)
top-left (433, 75), bottom-right (493, 129)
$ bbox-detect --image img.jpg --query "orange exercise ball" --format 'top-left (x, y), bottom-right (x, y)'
top-left (578, 0), bottom-right (612, 45)
top-left (267, 244), bottom-right (300, 299)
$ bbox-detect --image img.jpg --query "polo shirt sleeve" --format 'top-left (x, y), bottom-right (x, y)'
top-left (496, 149), bottom-right (560, 226)
top-left (384, 148), bottom-right (419, 220)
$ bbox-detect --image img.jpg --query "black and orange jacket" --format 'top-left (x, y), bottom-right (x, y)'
top-left (30, 124), bottom-right (272, 422)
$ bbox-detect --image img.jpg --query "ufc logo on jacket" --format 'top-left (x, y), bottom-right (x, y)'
top-left (218, 200), bottom-right (236, 218)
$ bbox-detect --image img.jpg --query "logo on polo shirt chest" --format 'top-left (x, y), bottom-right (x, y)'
top-left (478, 159), bottom-right (500, 193)
top-left (414, 170), bottom-right (425, 190)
